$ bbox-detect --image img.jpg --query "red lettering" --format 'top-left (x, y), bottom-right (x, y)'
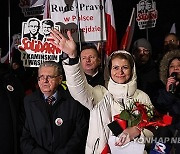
top-left (136, 11), bottom-right (157, 21)
top-left (19, 38), bottom-right (61, 54)
top-left (71, 15), bottom-right (94, 21)
top-left (72, 15), bottom-right (76, 21)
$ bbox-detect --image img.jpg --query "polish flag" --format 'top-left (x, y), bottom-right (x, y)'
top-left (119, 7), bottom-right (135, 51)
top-left (105, 0), bottom-right (118, 57)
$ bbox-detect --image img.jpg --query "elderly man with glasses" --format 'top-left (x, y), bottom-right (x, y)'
top-left (21, 61), bottom-right (88, 154)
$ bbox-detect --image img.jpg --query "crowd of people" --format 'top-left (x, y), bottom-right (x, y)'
top-left (0, 30), bottom-right (180, 154)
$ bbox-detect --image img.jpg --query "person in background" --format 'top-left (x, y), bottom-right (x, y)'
top-left (50, 29), bottom-right (153, 154)
top-left (80, 43), bottom-right (105, 87)
top-left (151, 50), bottom-right (180, 154)
top-left (11, 55), bottom-right (26, 85)
top-left (0, 63), bottom-right (24, 154)
top-left (132, 38), bottom-right (161, 101)
top-left (164, 33), bottom-right (180, 53)
top-left (20, 61), bottom-right (88, 154)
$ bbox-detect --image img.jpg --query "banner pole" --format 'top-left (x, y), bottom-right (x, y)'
top-left (74, 0), bottom-right (82, 51)
top-left (99, 0), bottom-right (104, 71)
top-left (146, 28), bottom-right (149, 41)
top-left (8, 0), bottom-right (11, 64)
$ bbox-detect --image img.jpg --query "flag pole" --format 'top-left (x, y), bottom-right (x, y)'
top-left (128, 8), bottom-right (135, 27)
top-left (122, 7), bottom-right (135, 50)
top-left (8, 0), bottom-right (11, 64)
top-left (146, 28), bottom-right (149, 41)
top-left (74, 0), bottom-right (82, 51)
top-left (99, 0), bottom-right (104, 71)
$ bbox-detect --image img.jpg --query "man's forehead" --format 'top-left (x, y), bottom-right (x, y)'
top-left (81, 49), bottom-right (98, 56)
top-left (165, 35), bottom-right (177, 41)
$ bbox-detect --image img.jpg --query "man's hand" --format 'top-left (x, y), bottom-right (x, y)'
top-left (50, 29), bottom-right (77, 58)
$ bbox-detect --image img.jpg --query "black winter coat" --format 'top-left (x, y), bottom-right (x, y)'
top-left (21, 86), bottom-right (88, 154)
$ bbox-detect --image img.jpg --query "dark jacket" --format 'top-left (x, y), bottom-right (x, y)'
top-left (21, 86), bottom-right (88, 154)
top-left (136, 58), bottom-right (162, 100)
top-left (85, 70), bottom-right (105, 87)
top-left (154, 88), bottom-right (180, 128)
top-left (23, 33), bottom-right (44, 41)
top-left (0, 63), bottom-right (24, 154)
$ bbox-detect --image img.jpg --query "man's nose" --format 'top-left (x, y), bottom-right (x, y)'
top-left (43, 77), bottom-right (49, 82)
top-left (86, 57), bottom-right (91, 62)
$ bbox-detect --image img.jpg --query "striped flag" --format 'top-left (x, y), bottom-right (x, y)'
top-left (119, 8), bottom-right (135, 51)
top-left (105, 0), bottom-right (118, 57)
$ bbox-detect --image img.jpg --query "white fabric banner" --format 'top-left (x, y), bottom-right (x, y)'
top-left (49, 0), bottom-right (106, 42)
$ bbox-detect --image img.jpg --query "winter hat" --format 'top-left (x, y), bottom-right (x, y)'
top-left (132, 38), bottom-right (152, 54)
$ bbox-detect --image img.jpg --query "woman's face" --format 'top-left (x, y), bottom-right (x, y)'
top-left (169, 58), bottom-right (180, 79)
top-left (111, 58), bottom-right (132, 84)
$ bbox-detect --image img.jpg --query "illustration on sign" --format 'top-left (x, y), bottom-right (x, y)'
top-left (18, 18), bottom-right (61, 67)
top-left (136, 0), bottom-right (158, 29)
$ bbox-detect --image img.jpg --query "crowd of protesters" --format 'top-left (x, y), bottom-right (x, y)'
top-left (0, 31), bottom-right (180, 154)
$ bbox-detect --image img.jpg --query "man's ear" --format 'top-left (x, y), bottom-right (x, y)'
top-left (58, 75), bottom-right (63, 84)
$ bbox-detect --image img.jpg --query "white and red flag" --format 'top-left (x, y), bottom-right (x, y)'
top-left (119, 7), bottom-right (135, 51)
top-left (104, 0), bottom-right (118, 57)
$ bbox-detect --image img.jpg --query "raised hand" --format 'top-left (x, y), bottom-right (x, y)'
top-left (50, 29), bottom-right (77, 58)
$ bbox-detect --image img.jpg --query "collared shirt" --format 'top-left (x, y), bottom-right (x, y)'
top-left (44, 91), bottom-right (57, 105)
top-left (30, 34), bottom-right (38, 40)
top-left (91, 70), bottom-right (99, 77)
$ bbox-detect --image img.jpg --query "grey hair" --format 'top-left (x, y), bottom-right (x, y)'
top-left (39, 61), bottom-right (62, 75)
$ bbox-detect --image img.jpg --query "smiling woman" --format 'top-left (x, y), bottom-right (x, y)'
top-left (109, 52), bottom-right (134, 84)
top-left (49, 28), bottom-right (153, 153)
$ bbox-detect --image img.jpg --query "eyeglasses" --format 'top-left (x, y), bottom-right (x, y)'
top-left (138, 49), bottom-right (150, 54)
top-left (164, 39), bottom-right (177, 45)
top-left (37, 75), bottom-right (60, 81)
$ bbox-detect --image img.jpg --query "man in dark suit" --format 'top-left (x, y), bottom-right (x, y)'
top-left (24, 18), bottom-right (44, 41)
top-left (20, 61), bottom-right (88, 154)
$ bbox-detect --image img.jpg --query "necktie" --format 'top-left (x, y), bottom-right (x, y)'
top-left (46, 96), bottom-right (56, 105)
top-left (31, 35), bottom-right (36, 39)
